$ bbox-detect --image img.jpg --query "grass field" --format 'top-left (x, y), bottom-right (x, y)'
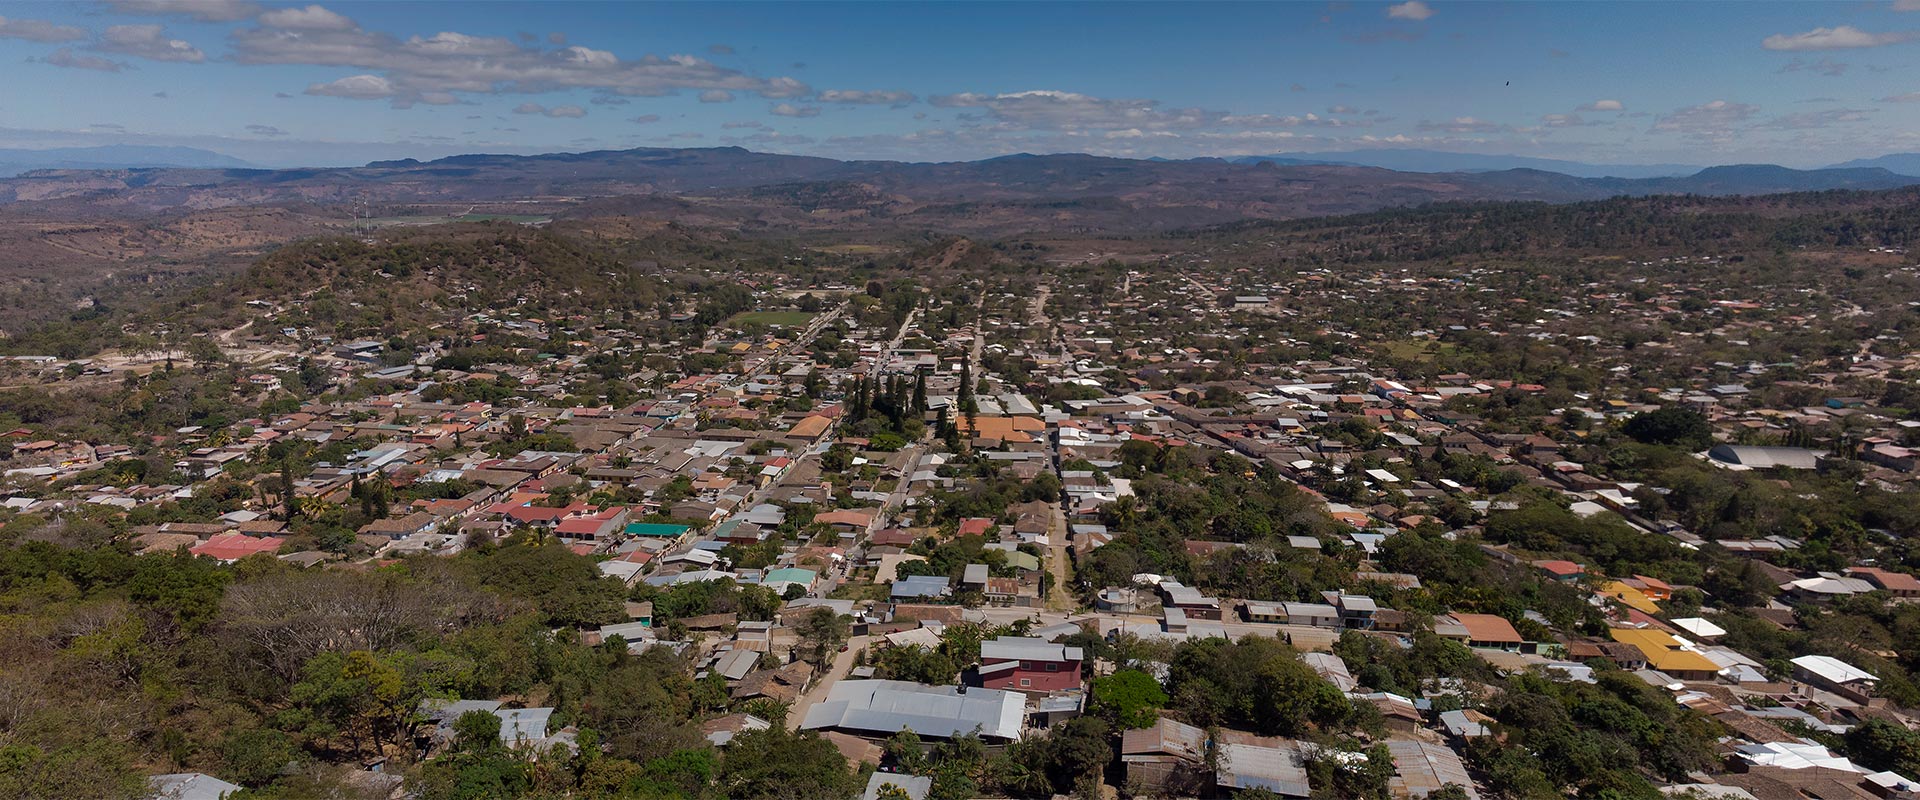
top-left (729, 311), bottom-right (817, 327)
top-left (1379, 339), bottom-right (1457, 362)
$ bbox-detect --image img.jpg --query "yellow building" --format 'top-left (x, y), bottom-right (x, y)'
top-left (1597, 580), bottom-right (1661, 615)
top-left (1609, 628), bottom-right (1720, 680)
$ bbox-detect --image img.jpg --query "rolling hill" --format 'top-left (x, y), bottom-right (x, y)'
top-left (0, 145), bottom-right (253, 178)
top-left (3, 147), bottom-right (1917, 235)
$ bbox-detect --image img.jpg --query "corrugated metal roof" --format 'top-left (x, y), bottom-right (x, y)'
top-left (980, 636), bottom-right (1084, 663)
top-left (1387, 740), bottom-right (1479, 799)
top-left (799, 680), bottom-right (1024, 740)
top-left (1217, 741), bottom-right (1311, 798)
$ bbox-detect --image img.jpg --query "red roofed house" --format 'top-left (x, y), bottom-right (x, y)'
top-left (1533, 560), bottom-right (1585, 582)
top-left (787, 415), bottom-right (833, 443)
top-left (868, 528), bottom-right (919, 548)
top-left (489, 500), bottom-right (593, 528)
top-left (1848, 567), bottom-right (1920, 598)
top-left (957, 518), bottom-right (995, 537)
top-left (555, 507), bottom-right (630, 541)
top-left (1624, 575), bottom-right (1673, 602)
top-left (1444, 613), bottom-right (1526, 651)
top-left (191, 533), bottom-right (286, 562)
top-left (814, 509), bottom-right (876, 533)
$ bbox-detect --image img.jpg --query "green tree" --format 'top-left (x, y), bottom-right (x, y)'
top-left (1622, 406), bottom-right (1713, 451)
top-left (1089, 669), bottom-right (1168, 729)
top-left (219, 728), bottom-right (300, 787)
top-left (718, 728), bottom-right (861, 800)
top-left (795, 607), bottom-right (850, 666)
top-left (452, 710), bottom-right (504, 752)
top-left (1844, 718), bottom-right (1920, 777)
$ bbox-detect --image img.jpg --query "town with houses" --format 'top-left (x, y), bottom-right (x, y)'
top-left (8, 224), bottom-right (1920, 800)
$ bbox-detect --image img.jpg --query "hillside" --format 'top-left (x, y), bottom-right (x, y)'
top-left (1231, 149), bottom-right (1704, 178)
top-left (0, 145), bottom-right (253, 178)
top-left (5, 147), bottom-right (1918, 234)
top-left (1175, 186), bottom-right (1920, 264)
top-left (4, 146), bottom-right (1920, 338)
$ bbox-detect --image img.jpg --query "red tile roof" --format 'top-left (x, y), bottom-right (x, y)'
top-left (190, 533), bottom-right (285, 561)
top-left (1452, 613), bottom-right (1523, 644)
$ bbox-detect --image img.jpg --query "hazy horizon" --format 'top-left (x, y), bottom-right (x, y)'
top-left (2, 1), bottom-right (1920, 168)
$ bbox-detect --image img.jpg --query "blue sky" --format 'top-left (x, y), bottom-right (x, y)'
top-left (2, 0), bottom-right (1920, 167)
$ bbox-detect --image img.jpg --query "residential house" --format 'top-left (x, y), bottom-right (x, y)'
top-left (1119, 718), bottom-right (1211, 795)
top-left (1791, 655), bottom-right (1879, 703)
top-left (1609, 628), bottom-right (1720, 681)
top-left (799, 680), bottom-right (1025, 742)
top-left (976, 636), bottom-right (1084, 694)
top-left (1439, 613), bottom-right (1526, 651)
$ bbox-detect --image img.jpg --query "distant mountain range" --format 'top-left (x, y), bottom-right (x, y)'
top-left (1224, 149), bottom-right (1706, 179)
top-left (1826, 153), bottom-right (1920, 176)
top-left (0, 145), bottom-right (253, 178)
top-left (3, 146), bottom-right (1919, 233)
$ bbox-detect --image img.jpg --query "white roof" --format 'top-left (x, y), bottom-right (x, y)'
top-left (1792, 654), bottom-right (1878, 685)
top-left (597, 560), bottom-right (643, 581)
top-left (884, 627), bottom-right (943, 650)
top-left (1668, 617), bottom-right (1726, 639)
top-left (148, 773), bottom-right (245, 800)
top-left (862, 772), bottom-right (934, 800)
top-left (1734, 741), bottom-right (1858, 772)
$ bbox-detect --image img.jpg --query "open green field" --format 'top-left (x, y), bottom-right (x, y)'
top-left (729, 311), bottom-right (817, 327)
top-left (1378, 339), bottom-right (1458, 362)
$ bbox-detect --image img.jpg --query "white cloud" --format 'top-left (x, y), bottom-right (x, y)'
top-left (1779, 56), bottom-right (1850, 76)
top-left (229, 13), bottom-right (810, 107)
top-left (770, 102), bottom-right (820, 117)
top-left (108, 0), bottom-right (261, 22)
top-left (1387, 1), bottom-right (1435, 20)
top-left (928, 89), bottom-right (1374, 134)
top-left (258, 5), bottom-right (357, 32)
top-left (39, 48), bottom-right (129, 72)
top-left (1652, 99), bottom-right (1759, 139)
top-left (759, 76), bottom-right (809, 99)
top-left (932, 90), bottom-right (1200, 130)
top-left (305, 73), bottom-right (396, 99)
top-left (0, 16), bottom-right (87, 43)
top-left (1762, 26), bottom-right (1915, 51)
top-left (1416, 116), bottom-right (1510, 134)
top-left (1897, 0), bottom-right (1920, 11)
top-left (1754, 108), bottom-right (1873, 130)
top-left (97, 24), bottom-right (205, 62)
top-left (818, 89), bottom-right (917, 106)
top-left (699, 90), bottom-right (734, 103)
top-left (512, 102), bottom-right (585, 118)
top-left (1578, 99), bottom-right (1624, 111)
